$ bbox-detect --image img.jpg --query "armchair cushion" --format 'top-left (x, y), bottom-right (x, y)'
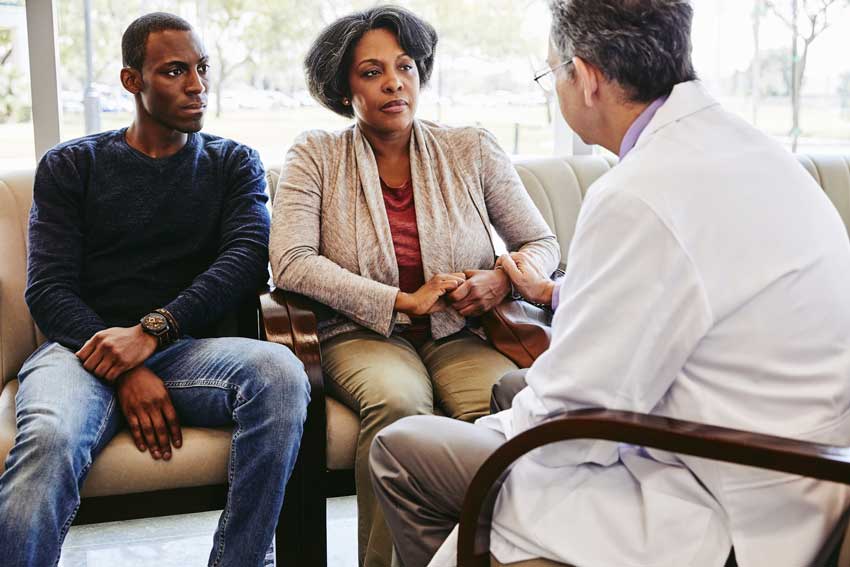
top-left (0, 379), bottom-right (232, 497)
top-left (326, 396), bottom-right (359, 470)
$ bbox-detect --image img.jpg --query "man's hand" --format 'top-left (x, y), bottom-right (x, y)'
top-left (116, 366), bottom-right (182, 461)
top-left (396, 273), bottom-right (466, 316)
top-left (446, 269), bottom-right (511, 317)
top-left (76, 325), bottom-right (158, 382)
top-left (497, 252), bottom-right (555, 306)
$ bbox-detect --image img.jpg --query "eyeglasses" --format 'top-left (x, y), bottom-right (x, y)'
top-left (533, 60), bottom-right (573, 95)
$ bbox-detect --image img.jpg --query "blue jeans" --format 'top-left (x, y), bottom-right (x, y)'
top-left (0, 337), bottom-right (309, 567)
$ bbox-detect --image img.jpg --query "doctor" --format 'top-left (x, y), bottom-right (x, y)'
top-left (368, 0), bottom-right (850, 566)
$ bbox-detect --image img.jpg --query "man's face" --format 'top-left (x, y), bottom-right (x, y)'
top-left (136, 29), bottom-right (209, 133)
top-left (549, 40), bottom-right (593, 145)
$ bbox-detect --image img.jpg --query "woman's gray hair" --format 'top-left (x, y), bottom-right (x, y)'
top-left (549, 0), bottom-right (697, 102)
top-left (304, 5), bottom-right (438, 118)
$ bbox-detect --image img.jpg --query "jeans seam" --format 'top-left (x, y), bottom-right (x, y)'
top-left (53, 395), bottom-right (117, 566)
top-left (210, 384), bottom-right (244, 567)
top-left (163, 379), bottom-right (236, 390)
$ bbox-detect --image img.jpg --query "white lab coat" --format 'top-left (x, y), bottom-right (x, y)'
top-left (429, 81), bottom-right (850, 567)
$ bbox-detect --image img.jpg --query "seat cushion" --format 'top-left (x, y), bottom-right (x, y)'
top-left (324, 392), bottom-right (448, 470)
top-left (326, 395), bottom-right (359, 470)
top-left (0, 380), bottom-right (232, 497)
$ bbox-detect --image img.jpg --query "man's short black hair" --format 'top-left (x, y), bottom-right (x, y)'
top-left (122, 12), bottom-right (193, 70)
top-left (304, 5), bottom-right (438, 118)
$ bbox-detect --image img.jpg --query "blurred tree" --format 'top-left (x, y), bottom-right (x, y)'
top-left (0, 28), bottom-right (29, 123)
top-left (765, 0), bottom-right (850, 151)
top-left (738, 48), bottom-right (792, 98)
top-left (53, 0), bottom-right (549, 121)
top-left (839, 71), bottom-right (850, 119)
top-left (751, 0), bottom-right (767, 125)
top-left (202, 0), bottom-right (254, 117)
top-left (57, 0), bottom-right (130, 90)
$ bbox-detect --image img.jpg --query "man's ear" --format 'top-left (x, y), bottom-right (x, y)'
top-left (121, 67), bottom-right (143, 95)
top-left (572, 57), bottom-right (599, 108)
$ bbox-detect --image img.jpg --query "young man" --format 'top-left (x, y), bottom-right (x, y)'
top-left (0, 12), bottom-right (309, 567)
top-left (370, 1), bottom-right (850, 566)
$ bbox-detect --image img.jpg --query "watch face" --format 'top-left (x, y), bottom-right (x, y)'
top-left (142, 313), bottom-right (168, 333)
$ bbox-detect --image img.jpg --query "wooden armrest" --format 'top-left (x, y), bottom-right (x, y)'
top-left (458, 409), bottom-right (850, 567)
top-left (259, 288), bottom-right (324, 396)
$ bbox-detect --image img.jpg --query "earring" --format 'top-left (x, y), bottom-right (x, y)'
top-left (342, 98), bottom-right (350, 106)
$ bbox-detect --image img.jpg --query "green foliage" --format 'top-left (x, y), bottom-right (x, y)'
top-left (53, 0), bottom-right (547, 116)
top-left (0, 28), bottom-right (30, 123)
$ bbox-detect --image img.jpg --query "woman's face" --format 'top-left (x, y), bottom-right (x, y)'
top-left (347, 27), bottom-right (420, 135)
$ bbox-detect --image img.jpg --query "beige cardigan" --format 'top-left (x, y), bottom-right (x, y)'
top-left (270, 119), bottom-right (559, 342)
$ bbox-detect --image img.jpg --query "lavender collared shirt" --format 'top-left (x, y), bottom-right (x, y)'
top-left (550, 95), bottom-right (668, 312)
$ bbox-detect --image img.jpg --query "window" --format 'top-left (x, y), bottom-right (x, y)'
top-left (54, 0), bottom-right (554, 166)
top-left (39, 1), bottom-right (850, 162)
top-left (0, 0), bottom-right (34, 169)
top-left (690, 0), bottom-right (850, 154)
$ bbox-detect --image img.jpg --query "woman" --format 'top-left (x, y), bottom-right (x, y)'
top-left (269, 6), bottom-right (559, 566)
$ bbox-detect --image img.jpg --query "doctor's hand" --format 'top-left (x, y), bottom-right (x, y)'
top-left (446, 268), bottom-right (511, 317)
top-left (76, 325), bottom-right (158, 383)
top-left (116, 365), bottom-right (182, 461)
top-left (497, 252), bottom-right (555, 307)
top-left (395, 272), bottom-right (466, 316)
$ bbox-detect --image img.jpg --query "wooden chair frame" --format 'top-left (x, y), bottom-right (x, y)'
top-left (260, 288), bottom-right (356, 566)
top-left (457, 409), bottom-right (850, 567)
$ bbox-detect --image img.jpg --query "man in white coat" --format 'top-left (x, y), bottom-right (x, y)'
top-left (369, 0), bottom-right (850, 566)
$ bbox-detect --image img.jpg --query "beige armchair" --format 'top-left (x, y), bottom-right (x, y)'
top-left (0, 169), bottom-right (300, 565)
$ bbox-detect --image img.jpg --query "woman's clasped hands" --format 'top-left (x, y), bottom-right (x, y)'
top-left (395, 272), bottom-right (467, 316)
top-left (394, 267), bottom-right (514, 317)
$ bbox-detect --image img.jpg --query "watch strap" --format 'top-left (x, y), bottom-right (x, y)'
top-left (154, 308), bottom-right (180, 345)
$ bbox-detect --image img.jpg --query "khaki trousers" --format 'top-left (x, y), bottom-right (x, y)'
top-left (322, 329), bottom-right (517, 567)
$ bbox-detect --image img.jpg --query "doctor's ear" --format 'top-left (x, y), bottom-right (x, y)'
top-left (572, 57), bottom-right (599, 108)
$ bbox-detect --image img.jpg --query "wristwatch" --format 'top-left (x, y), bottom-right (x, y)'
top-left (140, 312), bottom-right (170, 348)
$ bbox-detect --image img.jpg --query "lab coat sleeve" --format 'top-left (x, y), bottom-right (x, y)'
top-left (510, 186), bottom-right (714, 468)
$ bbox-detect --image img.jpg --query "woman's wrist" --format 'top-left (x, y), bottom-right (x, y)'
top-left (394, 291), bottom-right (413, 314)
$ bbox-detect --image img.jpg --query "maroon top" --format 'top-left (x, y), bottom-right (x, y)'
top-left (381, 177), bottom-right (430, 346)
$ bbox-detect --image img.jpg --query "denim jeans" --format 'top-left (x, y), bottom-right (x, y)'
top-left (0, 337), bottom-right (310, 567)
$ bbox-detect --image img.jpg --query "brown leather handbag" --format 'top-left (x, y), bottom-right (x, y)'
top-left (483, 299), bottom-right (552, 368)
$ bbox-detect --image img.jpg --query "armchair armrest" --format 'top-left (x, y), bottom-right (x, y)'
top-left (458, 409), bottom-right (850, 567)
top-left (259, 288), bottom-right (327, 468)
top-left (259, 288), bottom-right (323, 392)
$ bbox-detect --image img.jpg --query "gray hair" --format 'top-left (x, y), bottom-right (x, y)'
top-left (304, 5), bottom-right (438, 118)
top-left (549, 0), bottom-right (697, 102)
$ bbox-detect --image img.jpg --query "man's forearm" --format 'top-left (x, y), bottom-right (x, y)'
top-left (26, 287), bottom-right (108, 351)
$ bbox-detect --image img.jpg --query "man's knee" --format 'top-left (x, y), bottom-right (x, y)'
top-left (369, 416), bottom-right (433, 480)
top-left (490, 368), bottom-right (528, 413)
top-left (7, 411), bottom-right (88, 485)
top-left (238, 342), bottom-right (310, 419)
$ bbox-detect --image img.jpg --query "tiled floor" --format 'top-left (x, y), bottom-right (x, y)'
top-left (58, 496), bottom-right (358, 567)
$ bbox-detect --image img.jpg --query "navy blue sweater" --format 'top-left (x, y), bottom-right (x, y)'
top-left (25, 128), bottom-right (270, 351)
